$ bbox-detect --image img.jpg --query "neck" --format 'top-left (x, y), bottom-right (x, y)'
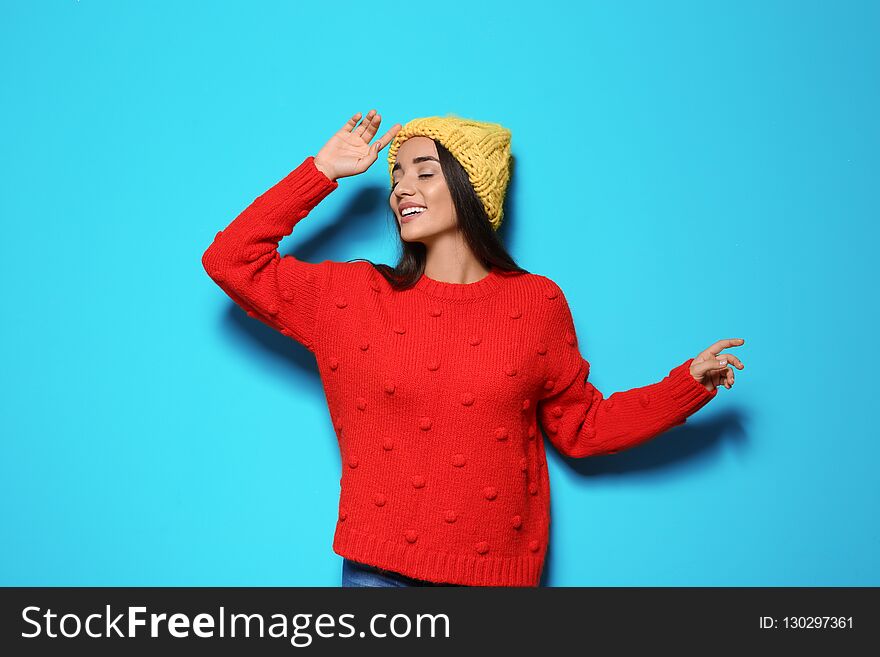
top-left (422, 240), bottom-right (488, 284)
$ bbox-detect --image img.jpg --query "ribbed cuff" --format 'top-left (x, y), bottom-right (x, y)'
top-left (663, 357), bottom-right (718, 420)
top-left (269, 156), bottom-right (339, 217)
top-left (208, 156), bottom-right (339, 260)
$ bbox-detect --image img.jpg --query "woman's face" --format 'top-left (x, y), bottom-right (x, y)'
top-left (389, 136), bottom-right (458, 243)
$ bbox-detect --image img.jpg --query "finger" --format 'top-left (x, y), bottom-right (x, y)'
top-left (716, 353), bottom-right (745, 370)
top-left (361, 112), bottom-right (382, 143)
top-left (701, 338), bottom-right (746, 358)
top-left (717, 358), bottom-right (735, 390)
top-left (355, 109), bottom-right (377, 138)
top-left (694, 357), bottom-right (731, 378)
top-left (723, 367), bottom-right (733, 387)
top-left (372, 123), bottom-right (402, 154)
top-left (341, 112), bottom-right (363, 133)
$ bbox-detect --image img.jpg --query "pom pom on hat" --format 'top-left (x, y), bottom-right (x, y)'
top-left (387, 114), bottom-right (512, 230)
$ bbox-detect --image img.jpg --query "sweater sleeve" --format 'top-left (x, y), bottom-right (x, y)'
top-left (201, 156), bottom-right (338, 353)
top-left (536, 286), bottom-right (718, 458)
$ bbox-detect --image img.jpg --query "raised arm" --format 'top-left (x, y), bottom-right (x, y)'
top-left (201, 110), bottom-right (401, 353)
top-left (201, 156), bottom-right (338, 352)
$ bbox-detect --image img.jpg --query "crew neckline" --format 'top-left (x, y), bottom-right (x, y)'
top-left (414, 266), bottom-right (505, 301)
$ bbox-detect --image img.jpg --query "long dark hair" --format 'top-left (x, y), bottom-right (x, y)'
top-left (347, 139), bottom-right (529, 290)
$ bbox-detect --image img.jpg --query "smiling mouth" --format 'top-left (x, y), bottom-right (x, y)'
top-left (400, 208), bottom-right (427, 223)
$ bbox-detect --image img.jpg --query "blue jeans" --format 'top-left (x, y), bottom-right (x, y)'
top-left (341, 558), bottom-right (463, 587)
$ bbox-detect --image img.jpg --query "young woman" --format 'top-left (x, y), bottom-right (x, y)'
top-left (202, 109), bottom-right (745, 587)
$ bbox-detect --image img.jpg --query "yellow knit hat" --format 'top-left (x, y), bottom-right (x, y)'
top-left (387, 114), bottom-right (512, 230)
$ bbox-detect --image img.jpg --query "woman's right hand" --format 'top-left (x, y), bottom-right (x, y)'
top-left (313, 110), bottom-right (402, 182)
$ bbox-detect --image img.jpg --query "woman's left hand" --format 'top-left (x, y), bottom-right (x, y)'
top-left (690, 338), bottom-right (746, 392)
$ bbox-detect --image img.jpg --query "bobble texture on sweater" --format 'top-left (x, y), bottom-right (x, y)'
top-left (202, 156), bottom-right (718, 587)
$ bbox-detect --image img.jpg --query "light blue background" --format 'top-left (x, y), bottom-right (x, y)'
top-left (2, 0), bottom-right (876, 586)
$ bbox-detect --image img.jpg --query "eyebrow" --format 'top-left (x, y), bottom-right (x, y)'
top-left (391, 155), bottom-right (440, 174)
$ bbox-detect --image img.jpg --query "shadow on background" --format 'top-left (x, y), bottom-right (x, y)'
top-left (541, 407), bottom-right (748, 586)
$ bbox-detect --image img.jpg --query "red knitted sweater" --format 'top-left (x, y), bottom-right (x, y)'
top-left (201, 156), bottom-right (718, 587)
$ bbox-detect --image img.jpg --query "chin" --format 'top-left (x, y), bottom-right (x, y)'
top-left (400, 232), bottom-right (429, 244)
top-left (400, 223), bottom-right (430, 239)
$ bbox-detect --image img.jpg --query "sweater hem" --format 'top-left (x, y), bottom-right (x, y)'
top-left (332, 523), bottom-right (543, 587)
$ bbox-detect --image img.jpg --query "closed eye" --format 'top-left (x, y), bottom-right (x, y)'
top-left (392, 174), bottom-right (434, 188)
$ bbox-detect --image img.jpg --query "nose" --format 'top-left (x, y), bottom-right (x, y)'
top-left (393, 181), bottom-right (416, 205)
top-left (395, 176), bottom-right (415, 196)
